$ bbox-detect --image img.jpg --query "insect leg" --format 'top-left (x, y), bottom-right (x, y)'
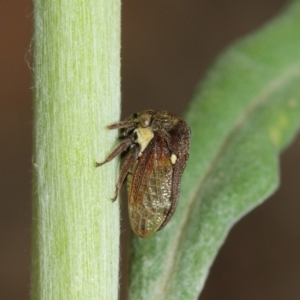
top-left (107, 121), bottom-right (136, 130)
top-left (95, 136), bottom-right (135, 167)
top-left (111, 145), bottom-right (140, 202)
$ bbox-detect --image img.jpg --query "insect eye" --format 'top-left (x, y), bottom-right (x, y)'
top-left (139, 114), bottom-right (152, 128)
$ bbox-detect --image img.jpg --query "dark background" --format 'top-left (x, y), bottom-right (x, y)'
top-left (1, 1), bottom-right (300, 299)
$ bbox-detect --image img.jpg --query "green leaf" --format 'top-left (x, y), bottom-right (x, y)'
top-left (129, 1), bottom-right (300, 299)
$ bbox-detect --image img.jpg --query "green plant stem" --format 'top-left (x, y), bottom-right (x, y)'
top-left (32, 1), bottom-right (121, 299)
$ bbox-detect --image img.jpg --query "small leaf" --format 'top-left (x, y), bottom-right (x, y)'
top-left (129, 2), bottom-right (300, 300)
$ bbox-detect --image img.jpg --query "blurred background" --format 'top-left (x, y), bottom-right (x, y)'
top-left (1, 0), bottom-right (300, 299)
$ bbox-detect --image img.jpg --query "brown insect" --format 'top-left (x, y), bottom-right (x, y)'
top-left (96, 110), bottom-right (190, 238)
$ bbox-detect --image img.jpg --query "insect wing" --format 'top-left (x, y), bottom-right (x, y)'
top-left (158, 120), bottom-right (191, 230)
top-left (128, 137), bottom-right (173, 238)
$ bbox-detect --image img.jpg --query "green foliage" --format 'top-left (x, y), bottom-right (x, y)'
top-left (129, 2), bottom-right (300, 299)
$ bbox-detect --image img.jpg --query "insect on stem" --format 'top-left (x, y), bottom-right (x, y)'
top-left (96, 110), bottom-right (190, 238)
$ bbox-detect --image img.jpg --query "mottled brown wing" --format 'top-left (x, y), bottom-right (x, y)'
top-left (127, 137), bottom-right (173, 238)
top-left (158, 119), bottom-right (191, 230)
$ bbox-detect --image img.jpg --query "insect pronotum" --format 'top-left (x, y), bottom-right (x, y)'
top-left (96, 110), bottom-right (191, 238)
